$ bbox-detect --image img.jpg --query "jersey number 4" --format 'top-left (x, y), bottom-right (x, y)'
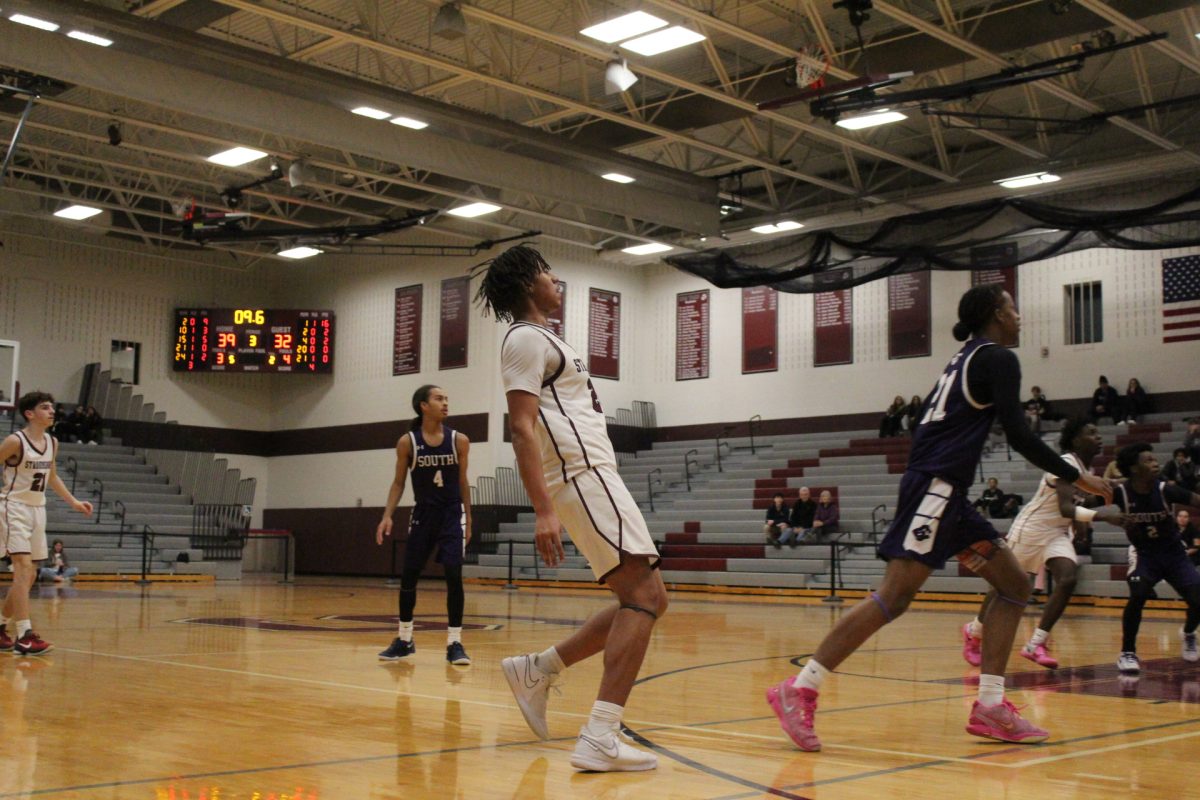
top-left (31, 472), bottom-right (46, 492)
top-left (433, 470), bottom-right (444, 488)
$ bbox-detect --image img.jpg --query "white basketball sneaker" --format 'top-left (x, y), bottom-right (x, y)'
top-left (1117, 651), bottom-right (1141, 674)
top-left (1183, 631), bottom-right (1199, 663)
top-left (570, 728), bottom-right (658, 772)
top-left (501, 653), bottom-right (559, 740)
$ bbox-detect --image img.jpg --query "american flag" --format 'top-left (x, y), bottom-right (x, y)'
top-left (1163, 255), bottom-right (1200, 343)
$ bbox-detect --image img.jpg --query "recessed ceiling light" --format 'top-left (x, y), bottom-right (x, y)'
top-left (9, 14), bottom-right (60, 31)
top-left (67, 30), bottom-right (113, 47)
top-left (995, 171), bottom-right (1061, 189)
top-left (580, 11), bottom-right (667, 44)
top-left (54, 204), bottom-right (103, 220)
top-left (207, 147), bottom-right (268, 167)
top-left (751, 221), bottom-right (803, 235)
top-left (622, 242), bottom-right (672, 255)
top-left (620, 26), bottom-right (706, 56)
top-left (447, 201), bottom-right (501, 218)
top-left (278, 246), bottom-right (322, 259)
top-left (390, 116), bottom-right (428, 130)
top-left (351, 106), bottom-right (392, 120)
top-left (602, 172), bottom-right (635, 184)
top-left (836, 110), bottom-right (907, 130)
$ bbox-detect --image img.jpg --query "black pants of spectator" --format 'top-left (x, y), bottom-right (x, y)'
top-left (879, 414), bottom-right (904, 438)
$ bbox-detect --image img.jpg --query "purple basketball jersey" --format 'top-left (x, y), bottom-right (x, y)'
top-left (905, 338), bottom-right (998, 488)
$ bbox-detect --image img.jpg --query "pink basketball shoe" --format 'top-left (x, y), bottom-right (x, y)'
top-left (766, 679), bottom-right (821, 752)
top-left (966, 699), bottom-right (1049, 743)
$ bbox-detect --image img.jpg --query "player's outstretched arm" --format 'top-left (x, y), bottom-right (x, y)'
top-left (456, 433), bottom-right (472, 546)
top-left (507, 389), bottom-right (564, 567)
top-left (377, 435), bottom-right (412, 545)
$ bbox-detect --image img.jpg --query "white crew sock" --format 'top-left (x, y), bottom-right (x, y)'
top-left (1028, 628), bottom-right (1050, 647)
top-left (16, 619), bottom-right (31, 638)
top-left (793, 659), bottom-right (830, 692)
top-left (535, 646), bottom-right (565, 674)
top-left (447, 626), bottom-right (462, 645)
top-left (398, 620), bottom-right (414, 642)
top-left (967, 618), bottom-right (983, 638)
top-left (582, 700), bottom-right (623, 737)
top-left (978, 674), bottom-right (1005, 707)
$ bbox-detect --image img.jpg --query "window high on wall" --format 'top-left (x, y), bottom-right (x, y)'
top-left (1064, 282), bottom-right (1103, 345)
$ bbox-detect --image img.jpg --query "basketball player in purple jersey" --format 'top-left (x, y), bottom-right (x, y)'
top-left (767, 284), bottom-right (1111, 749)
top-left (475, 244), bottom-right (665, 772)
top-left (376, 385), bottom-right (473, 666)
top-left (1110, 442), bottom-right (1200, 674)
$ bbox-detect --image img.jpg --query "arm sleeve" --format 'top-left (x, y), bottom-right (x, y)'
top-left (500, 328), bottom-right (553, 396)
top-left (967, 346), bottom-right (1082, 483)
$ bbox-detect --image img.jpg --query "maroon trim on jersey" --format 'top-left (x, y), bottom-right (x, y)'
top-left (570, 473), bottom-right (619, 552)
top-left (538, 409), bottom-right (570, 485)
top-left (549, 384), bottom-right (592, 471)
top-left (3, 434), bottom-right (23, 495)
top-left (19, 430), bottom-right (48, 457)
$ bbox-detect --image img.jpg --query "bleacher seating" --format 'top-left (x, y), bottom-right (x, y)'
top-left (466, 411), bottom-right (1199, 601)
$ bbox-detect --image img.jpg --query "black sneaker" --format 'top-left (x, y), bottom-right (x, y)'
top-left (379, 638), bottom-right (416, 661)
top-left (446, 641), bottom-right (471, 665)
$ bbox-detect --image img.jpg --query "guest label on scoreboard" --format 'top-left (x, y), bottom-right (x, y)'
top-left (173, 309), bottom-right (334, 373)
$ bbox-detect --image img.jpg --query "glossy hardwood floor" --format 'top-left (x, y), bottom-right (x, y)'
top-left (3, 577), bottom-right (1199, 799)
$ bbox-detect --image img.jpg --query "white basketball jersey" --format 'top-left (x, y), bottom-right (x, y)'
top-left (1, 431), bottom-right (56, 507)
top-left (501, 322), bottom-right (617, 493)
top-left (1007, 452), bottom-right (1087, 546)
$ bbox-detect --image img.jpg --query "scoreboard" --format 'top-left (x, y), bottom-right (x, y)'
top-left (173, 309), bottom-right (334, 373)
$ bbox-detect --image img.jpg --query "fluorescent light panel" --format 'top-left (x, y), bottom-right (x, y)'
top-left (390, 116), bottom-right (428, 130)
top-left (278, 246), bottom-right (322, 259)
top-left (622, 242), bottom-right (672, 255)
top-left (67, 30), bottom-right (113, 46)
top-left (602, 172), bottom-right (635, 184)
top-left (54, 204), bottom-right (102, 220)
top-left (836, 110), bottom-right (907, 130)
top-left (620, 26), bottom-right (705, 56)
top-left (996, 171), bottom-right (1061, 189)
top-left (751, 220), bottom-right (803, 235)
top-left (447, 202), bottom-right (501, 218)
top-left (580, 11), bottom-right (667, 43)
top-left (351, 106), bottom-right (392, 120)
top-left (9, 13), bottom-right (59, 31)
top-left (207, 147), bottom-right (267, 167)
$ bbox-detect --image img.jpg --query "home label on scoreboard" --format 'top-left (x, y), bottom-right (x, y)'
top-left (173, 309), bottom-right (335, 373)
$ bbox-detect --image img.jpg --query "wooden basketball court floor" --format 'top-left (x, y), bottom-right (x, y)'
top-left (4, 578), bottom-right (1200, 799)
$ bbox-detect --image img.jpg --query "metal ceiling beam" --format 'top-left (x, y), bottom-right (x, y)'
top-left (420, 0), bottom-right (955, 188)
top-left (871, 1), bottom-right (1200, 164)
top-left (1074, 0), bottom-right (1200, 75)
top-left (0, 3), bottom-right (721, 235)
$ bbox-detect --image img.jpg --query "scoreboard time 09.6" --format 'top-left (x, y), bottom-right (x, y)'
top-left (173, 308), bottom-right (335, 373)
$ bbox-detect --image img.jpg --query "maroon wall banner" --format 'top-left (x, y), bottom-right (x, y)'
top-left (814, 270), bottom-right (853, 367)
top-left (588, 288), bottom-right (620, 379)
top-left (971, 242), bottom-right (1019, 346)
top-left (548, 279), bottom-right (566, 338)
top-left (438, 276), bottom-right (470, 370)
top-left (887, 271), bottom-right (931, 359)
top-left (675, 290), bottom-right (710, 381)
top-left (742, 285), bottom-right (778, 374)
top-left (393, 284), bottom-right (422, 376)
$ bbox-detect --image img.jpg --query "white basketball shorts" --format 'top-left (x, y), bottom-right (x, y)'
top-left (553, 464), bottom-right (660, 583)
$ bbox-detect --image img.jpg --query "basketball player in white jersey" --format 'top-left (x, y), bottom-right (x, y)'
top-left (475, 244), bottom-right (665, 772)
top-left (0, 392), bottom-right (93, 654)
top-left (961, 419), bottom-right (1125, 668)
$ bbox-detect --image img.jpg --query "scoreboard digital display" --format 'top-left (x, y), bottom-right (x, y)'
top-left (173, 308), bottom-right (334, 373)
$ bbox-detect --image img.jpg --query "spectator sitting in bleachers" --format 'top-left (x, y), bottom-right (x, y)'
top-left (972, 478), bottom-right (1004, 515)
top-left (783, 487), bottom-right (816, 548)
top-left (1088, 375), bottom-right (1121, 425)
top-left (51, 403), bottom-right (73, 441)
top-left (1119, 378), bottom-right (1150, 425)
top-left (903, 395), bottom-right (923, 434)
top-left (879, 395), bottom-right (908, 438)
top-left (38, 540), bottom-right (78, 583)
top-left (763, 493), bottom-right (791, 549)
top-left (1180, 510), bottom-right (1200, 566)
top-left (78, 406), bottom-right (103, 445)
top-left (802, 490), bottom-right (839, 543)
top-left (1164, 448), bottom-right (1198, 492)
top-left (1184, 418), bottom-right (1200, 462)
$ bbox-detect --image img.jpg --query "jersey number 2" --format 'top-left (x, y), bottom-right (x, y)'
top-left (31, 472), bottom-right (45, 492)
top-left (433, 470), bottom-right (443, 488)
